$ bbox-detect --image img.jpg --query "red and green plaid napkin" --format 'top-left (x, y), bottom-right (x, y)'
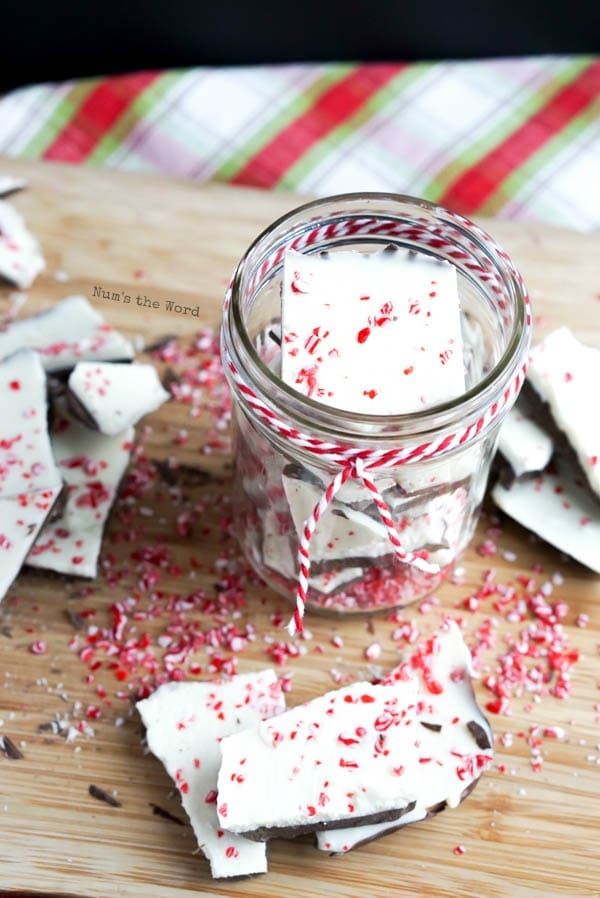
top-left (0, 57), bottom-right (598, 229)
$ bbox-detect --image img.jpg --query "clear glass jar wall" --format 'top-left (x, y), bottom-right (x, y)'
top-left (222, 195), bottom-right (530, 615)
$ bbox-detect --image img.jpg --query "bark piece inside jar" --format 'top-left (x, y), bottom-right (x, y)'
top-left (280, 246), bottom-right (465, 415)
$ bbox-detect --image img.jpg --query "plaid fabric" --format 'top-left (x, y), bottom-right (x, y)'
top-left (0, 57), bottom-right (598, 230)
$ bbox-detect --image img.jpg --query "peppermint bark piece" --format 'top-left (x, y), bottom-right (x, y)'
top-left (492, 454), bottom-right (600, 573)
top-left (27, 403), bottom-right (133, 577)
top-left (0, 176), bottom-right (27, 198)
top-left (0, 487), bottom-right (63, 601)
top-left (67, 362), bottom-right (170, 436)
top-left (281, 247), bottom-right (465, 415)
top-left (497, 402), bottom-right (554, 480)
top-left (527, 328), bottom-right (600, 499)
top-left (0, 295), bottom-right (134, 372)
top-left (217, 678), bottom-right (422, 839)
top-left (0, 348), bottom-right (62, 500)
top-left (137, 671), bottom-right (286, 879)
top-left (318, 623), bottom-right (493, 853)
top-left (0, 199), bottom-right (45, 288)
top-left (0, 349), bottom-right (63, 601)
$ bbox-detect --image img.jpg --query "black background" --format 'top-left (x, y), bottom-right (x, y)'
top-left (2, 0), bottom-right (599, 90)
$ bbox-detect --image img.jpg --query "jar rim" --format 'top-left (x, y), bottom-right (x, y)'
top-left (225, 192), bottom-right (530, 444)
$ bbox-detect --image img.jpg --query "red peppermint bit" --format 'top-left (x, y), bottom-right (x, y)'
top-left (225, 846), bottom-right (239, 859)
top-left (30, 640), bottom-right (47, 655)
top-left (362, 389), bottom-right (377, 399)
top-left (357, 327), bottom-right (371, 344)
top-left (204, 790), bottom-right (218, 804)
top-left (339, 758), bottom-right (359, 768)
top-left (9, 380), bottom-right (20, 391)
top-left (454, 845), bottom-right (466, 856)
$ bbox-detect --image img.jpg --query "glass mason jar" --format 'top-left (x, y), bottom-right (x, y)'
top-left (221, 195), bottom-right (530, 620)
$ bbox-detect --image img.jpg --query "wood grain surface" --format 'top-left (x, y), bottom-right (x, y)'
top-left (0, 157), bottom-right (599, 898)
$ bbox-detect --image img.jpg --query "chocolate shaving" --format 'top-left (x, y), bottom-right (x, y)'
top-left (467, 719), bottom-right (492, 750)
top-left (150, 803), bottom-right (186, 826)
top-left (38, 721), bottom-right (59, 734)
top-left (65, 609), bottom-right (85, 630)
top-left (88, 784), bottom-right (122, 807)
top-left (282, 462), bottom-right (323, 488)
top-left (0, 735), bottom-right (24, 759)
top-left (144, 334), bottom-right (177, 353)
top-left (420, 721), bottom-right (442, 733)
top-left (268, 328), bottom-right (282, 346)
top-left (153, 459), bottom-right (213, 487)
top-left (161, 367), bottom-right (180, 393)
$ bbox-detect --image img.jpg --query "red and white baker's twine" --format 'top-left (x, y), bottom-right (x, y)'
top-left (223, 209), bottom-right (532, 635)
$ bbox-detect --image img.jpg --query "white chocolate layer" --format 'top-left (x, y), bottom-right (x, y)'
top-left (137, 671), bottom-right (286, 879)
top-left (68, 361), bottom-right (170, 435)
top-left (492, 454), bottom-right (600, 573)
top-left (27, 403), bottom-right (133, 577)
top-left (281, 247), bottom-right (465, 414)
top-left (0, 199), bottom-right (45, 289)
top-left (527, 328), bottom-right (600, 498)
top-left (0, 295), bottom-right (134, 372)
top-left (497, 403), bottom-right (554, 478)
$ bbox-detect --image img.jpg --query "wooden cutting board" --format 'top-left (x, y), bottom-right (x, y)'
top-left (0, 157), bottom-right (599, 898)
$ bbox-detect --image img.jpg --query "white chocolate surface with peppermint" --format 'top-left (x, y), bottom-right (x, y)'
top-left (217, 676), bottom-right (422, 836)
top-left (280, 247), bottom-right (465, 414)
top-left (492, 454), bottom-right (600, 574)
top-left (318, 623), bottom-right (493, 853)
top-left (0, 199), bottom-right (45, 289)
top-left (27, 403), bottom-right (134, 578)
top-left (0, 486), bottom-right (62, 603)
top-left (68, 361), bottom-right (170, 436)
top-left (137, 671), bottom-right (286, 879)
top-left (497, 403), bottom-right (554, 478)
top-left (0, 348), bottom-right (63, 601)
top-left (0, 349), bottom-right (62, 500)
top-left (0, 295), bottom-right (134, 372)
top-left (527, 328), bottom-right (600, 498)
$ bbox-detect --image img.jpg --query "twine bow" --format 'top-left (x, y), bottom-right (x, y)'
top-left (288, 455), bottom-right (439, 636)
